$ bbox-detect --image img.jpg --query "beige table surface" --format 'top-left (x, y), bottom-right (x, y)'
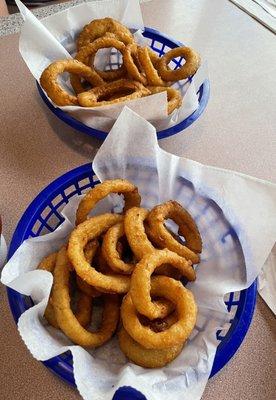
top-left (0, 0), bottom-right (276, 399)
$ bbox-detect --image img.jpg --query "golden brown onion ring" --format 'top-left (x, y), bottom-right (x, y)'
top-left (124, 207), bottom-right (181, 280)
top-left (74, 36), bottom-right (127, 84)
top-left (52, 246), bottom-right (120, 347)
top-left (77, 17), bottom-right (134, 50)
top-left (74, 292), bottom-right (93, 328)
top-left (77, 79), bottom-right (150, 107)
top-left (102, 222), bottom-right (135, 274)
top-left (146, 200), bottom-right (202, 263)
top-left (158, 46), bottom-right (200, 81)
top-left (68, 214), bottom-right (131, 294)
top-left (76, 179), bottom-right (141, 225)
top-left (38, 251), bottom-right (92, 328)
top-left (137, 47), bottom-right (167, 86)
top-left (148, 48), bottom-right (161, 67)
top-left (130, 249), bottom-right (195, 319)
top-left (121, 275), bottom-right (197, 349)
top-left (123, 43), bottom-right (147, 85)
top-left (147, 86), bottom-right (182, 115)
top-left (76, 240), bottom-right (102, 298)
top-left (40, 59), bottom-right (104, 106)
top-left (140, 310), bottom-right (178, 333)
top-left (124, 207), bottom-right (154, 260)
top-left (124, 207), bottom-right (180, 279)
top-left (118, 326), bottom-right (183, 368)
top-left (37, 252), bottom-right (58, 328)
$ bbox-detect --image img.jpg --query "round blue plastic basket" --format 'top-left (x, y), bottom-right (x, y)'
top-left (7, 163), bottom-right (257, 398)
top-left (37, 27), bottom-right (210, 140)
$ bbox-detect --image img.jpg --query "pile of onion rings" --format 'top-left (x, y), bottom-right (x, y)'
top-left (40, 17), bottom-right (200, 115)
top-left (36, 178), bottom-right (201, 367)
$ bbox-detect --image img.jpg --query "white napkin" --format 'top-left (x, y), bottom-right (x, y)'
top-left (229, 0), bottom-right (276, 33)
top-left (15, 0), bottom-right (207, 133)
top-left (2, 107), bottom-right (276, 400)
top-left (258, 244), bottom-right (276, 314)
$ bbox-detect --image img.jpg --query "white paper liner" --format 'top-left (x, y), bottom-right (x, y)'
top-left (258, 243), bottom-right (276, 314)
top-left (15, 0), bottom-right (207, 133)
top-left (2, 107), bottom-right (276, 400)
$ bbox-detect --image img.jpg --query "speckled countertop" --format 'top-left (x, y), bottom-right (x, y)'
top-left (0, 0), bottom-right (151, 36)
top-left (0, 0), bottom-right (85, 36)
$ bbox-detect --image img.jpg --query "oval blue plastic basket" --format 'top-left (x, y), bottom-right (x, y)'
top-left (7, 163), bottom-right (257, 398)
top-left (37, 27), bottom-right (210, 140)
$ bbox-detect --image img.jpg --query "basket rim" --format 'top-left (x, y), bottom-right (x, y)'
top-left (6, 162), bottom-right (257, 386)
top-left (37, 26), bottom-right (210, 140)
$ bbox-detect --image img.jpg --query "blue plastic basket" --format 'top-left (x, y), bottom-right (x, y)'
top-left (7, 163), bottom-right (257, 397)
top-left (37, 27), bottom-right (210, 140)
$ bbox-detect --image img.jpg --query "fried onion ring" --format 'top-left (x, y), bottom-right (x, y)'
top-left (121, 275), bottom-right (197, 349)
top-left (123, 43), bottom-right (147, 85)
top-left (76, 240), bottom-right (102, 297)
top-left (146, 200), bottom-right (202, 263)
top-left (124, 207), bottom-right (182, 280)
top-left (77, 17), bottom-right (134, 50)
top-left (38, 251), bottom-right (92, 328)
top-left (76, 179), bottom-right (141, 225)
top-left (74, 291), bottom-right (93, 328)
top-left (40, 59), bottom-right (104, 106)
top-left (124, 207), bottom-right (154, 260)
top-left (147, 86), bottom-right (182, 115)
top-left (68, 214), bottom-right (131, 294)
top-left (102, 222), bottom-right (135, 274)
top-left (130, 249), bottom-right (195, 319)
top-left (137, 47), bottom-right (167, 86)
top-left (77, 79), bottom-right (150, 107)
top-left (148, 48), bottom-right (161, 67)
top-left (118, 327), bottom-right (183, 368)
top-left (74, 36), bottom-right (127, 83)
top-left (52, 246), bottom-right (120, 347)
top-left (158, 46), bottom-right (200, 81)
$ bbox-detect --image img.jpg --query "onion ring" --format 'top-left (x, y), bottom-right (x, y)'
top-left (76, 179), bottom-right (141, 225)
top-left (147, 86), bottom-right (182, 115)
top-left (74, 291), bottom-right (93, 328)
top-left (74, 36), bottom-right (127, 84)
top-left (140, 310), bottom-right (178, 333)
top-left (130, 249), bottom-right (195, 319)
top-left (77, 17), bottom-right (134, 50)
top-left (38, 251), bottom-right (92, 328)
top-left (124, 207), bottom-right (154, 260)
top-left (76, 240), bottom-right (102, 298)
top-left (37, 252), bottom-right (58, 328)
top-left (102, 222), bottom-right (135, 274)
top-left (123, 44), bottom-right (147, 85)
top-left (68, 214), bottom-right (131, 294)
top-left (118, 326), bottom-right (183, 368)
top-left (146, 200), bottom-right (202, 263)
top-left (52, 246), bottom-right (120, 347)
top-left (158, 46), bottom-right (200, 81)
top-left (148, 48), bottom-right (161, 67)
top-left (124, 207), bottom-right (182, 280)
top-left (77, 78), bottom-right (150, 107)
top-left (137, 47), bottom-right (167, 86)
top-left (121, 275), bottom-right (197, 349)
top-left (40, 59), bottom-right (104, 106)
